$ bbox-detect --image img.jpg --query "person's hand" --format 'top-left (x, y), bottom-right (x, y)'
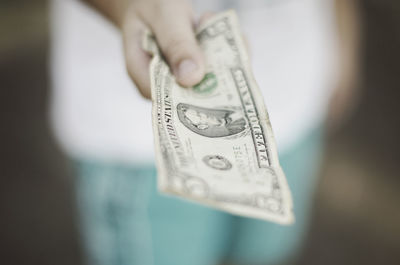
top-left (117, 0), bottom-right (205, 99)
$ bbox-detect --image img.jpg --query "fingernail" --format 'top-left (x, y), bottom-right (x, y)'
top-left (177, 59), bottom-right (198, 80)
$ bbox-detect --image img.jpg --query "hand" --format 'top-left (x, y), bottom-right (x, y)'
top-left (119, 0), bottom-right (205, 99)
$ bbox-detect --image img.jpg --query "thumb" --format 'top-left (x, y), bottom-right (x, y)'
top-left (147, 1), bottom-right (205, 87)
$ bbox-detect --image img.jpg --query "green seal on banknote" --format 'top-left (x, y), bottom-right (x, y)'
top-left (193, 72), bottom-right (218, 94)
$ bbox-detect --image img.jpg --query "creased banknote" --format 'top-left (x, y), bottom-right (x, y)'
top-left (144, 10), bottom-right (294, 224)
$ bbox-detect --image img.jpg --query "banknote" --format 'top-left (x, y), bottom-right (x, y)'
top-left (144, 10), bottom-right (294, 224)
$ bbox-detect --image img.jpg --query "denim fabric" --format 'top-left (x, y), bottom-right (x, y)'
top-left (74, 128), bottom-right (323, 265)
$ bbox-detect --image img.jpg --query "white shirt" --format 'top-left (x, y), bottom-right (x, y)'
top-left (50, 0), bottom-right (338, 164)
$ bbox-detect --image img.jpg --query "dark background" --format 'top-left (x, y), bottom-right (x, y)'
top-left (1, 1), bottom-right (399, 264)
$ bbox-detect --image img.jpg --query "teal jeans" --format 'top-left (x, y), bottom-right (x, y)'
top-left (75, 128), bottom-right (323, 265)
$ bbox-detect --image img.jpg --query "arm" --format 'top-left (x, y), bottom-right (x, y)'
top-left (329, 0), bottom-right (361, 129)
top-left (81, 0), bottom-right (205, 98)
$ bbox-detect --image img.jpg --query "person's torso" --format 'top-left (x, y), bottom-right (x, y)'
top-left (50, 0), bottom-right (338, 163)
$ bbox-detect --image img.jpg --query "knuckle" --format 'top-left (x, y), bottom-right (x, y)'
top-left (125, 59), bottom-right (136, 81)
top-left (138, 87), bottom-right (151, 99)
top-left (125, 61), bottom-right (151, 99)
top-left (163, 38), bottom-right (195, 64)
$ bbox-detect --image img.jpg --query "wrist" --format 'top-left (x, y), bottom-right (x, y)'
top-left (81, 0), bottom-right (134, 28)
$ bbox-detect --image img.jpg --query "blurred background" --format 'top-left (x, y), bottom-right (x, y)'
top-left (0, 0), bottom-right (399, 265)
